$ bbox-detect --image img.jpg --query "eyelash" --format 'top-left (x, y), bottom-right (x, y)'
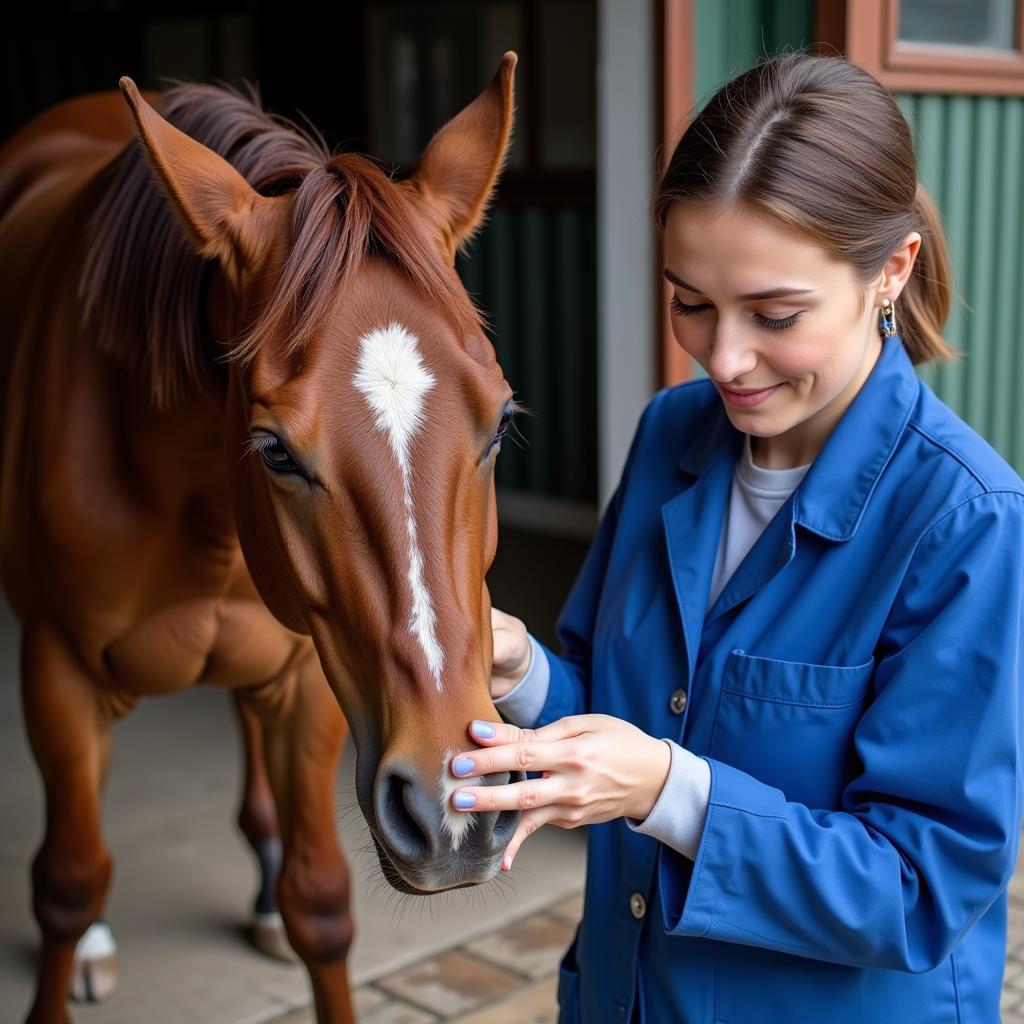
top-left (243, 432), bottom-right (301, 475)
top-left (670, 296), bottom-right (801, 331)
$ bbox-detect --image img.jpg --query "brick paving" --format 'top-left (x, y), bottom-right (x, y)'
top-left (268, 860), bottom-right (1024, 1024)
top-left (268, 894), bottom-right (582, 1024)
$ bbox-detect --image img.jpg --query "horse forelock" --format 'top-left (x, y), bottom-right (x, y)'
top-left (230, 155), bottom-right (482, 371)
top-left (79, 81), bottom-right (482, 409)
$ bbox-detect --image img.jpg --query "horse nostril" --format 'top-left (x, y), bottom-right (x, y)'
top-left (376, 765), bottom-right (434, 864)
top-left (374, 763), bottom-right (526, 872)
top-left (489, 770), bottom-right (525, 851)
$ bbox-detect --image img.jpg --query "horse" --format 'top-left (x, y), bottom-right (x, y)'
top-left (0, 52), bottom-right (521, 1024)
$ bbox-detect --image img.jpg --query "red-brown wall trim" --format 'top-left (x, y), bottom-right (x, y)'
top-left (658, 0), bottom-right (695, 388)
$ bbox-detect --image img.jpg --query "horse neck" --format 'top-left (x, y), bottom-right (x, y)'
top-left (119, 374), bottom-right (234, 524)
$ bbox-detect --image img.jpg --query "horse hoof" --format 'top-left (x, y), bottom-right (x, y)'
top-left (70, 922), bottom-right (119, 1002)
top-left (251, 911), bottom-right (296, 962)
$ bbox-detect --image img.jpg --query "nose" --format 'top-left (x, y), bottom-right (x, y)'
top-left (708, 323), bottom-right (757, 382)
top-left (374, 760), bottom-right (522, 874)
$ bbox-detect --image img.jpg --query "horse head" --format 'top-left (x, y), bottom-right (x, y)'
top-left (119, 56), bottom-right (522, 894)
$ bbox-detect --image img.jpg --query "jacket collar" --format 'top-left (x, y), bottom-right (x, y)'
top-left (676, 333), bottom-right (920, 542)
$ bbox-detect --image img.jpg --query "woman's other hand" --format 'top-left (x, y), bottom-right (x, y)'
top-left (490, 607), bottom-right (532, 698)
top-left (448, 715), bottom-right (672, 870)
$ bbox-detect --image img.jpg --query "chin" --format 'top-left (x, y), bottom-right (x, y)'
top-left (725, 410), bottom-right (784, 435)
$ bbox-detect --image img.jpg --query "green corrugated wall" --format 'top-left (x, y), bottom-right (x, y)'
top-left (691, 0), bottom-right (1024, 475)
top-left (897, 92), bottom-right (1024, 474)
top-left (694, 0), bottom-right (815, 105)
top-left (457, 205), bottom-right (599, 501)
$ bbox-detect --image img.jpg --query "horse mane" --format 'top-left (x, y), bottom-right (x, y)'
top-left (79, 82), bottom-right (482, 409)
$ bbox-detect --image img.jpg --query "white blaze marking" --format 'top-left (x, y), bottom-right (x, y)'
top-left (353, 322), bottom-right (443, 689)
top-left (440, 749), bottom-right (478, 852)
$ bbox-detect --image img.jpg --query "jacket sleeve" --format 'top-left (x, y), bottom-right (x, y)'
top-left (492, 634), bottom-right (551, 727)
top-left (660, 490), bottom-right (1024, 973)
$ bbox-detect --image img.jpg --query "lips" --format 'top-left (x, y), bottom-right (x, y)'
top-left (719, 383), bottom-right (782, 408)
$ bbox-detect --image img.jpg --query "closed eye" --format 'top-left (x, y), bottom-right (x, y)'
top-left (670, 296), bottom-right (801, 330)
top-left (671, 296), bottom-right (711, 317)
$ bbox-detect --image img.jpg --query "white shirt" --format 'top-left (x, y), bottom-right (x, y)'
top-left (708, 434), bottom-right (812, 609)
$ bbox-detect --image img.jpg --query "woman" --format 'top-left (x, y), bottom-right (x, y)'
top-left (448, 53), bottom-right (1024, 1022)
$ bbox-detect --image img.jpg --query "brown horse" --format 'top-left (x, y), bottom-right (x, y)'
top-left (0, 54), bottom-right (521, 1024)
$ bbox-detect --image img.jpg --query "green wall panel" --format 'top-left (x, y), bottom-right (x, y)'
top-left (694, 0), bottom-right (814, 106)
top-left (457, 205), bottom-right (599, 502)
top-left (900, 91), bottom-right (1024, 474)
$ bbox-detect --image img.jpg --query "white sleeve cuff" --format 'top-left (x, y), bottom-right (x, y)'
top-left (492, 634), bottom-right (550, 728)
top-left (625, 740), bottom-right (711, 861)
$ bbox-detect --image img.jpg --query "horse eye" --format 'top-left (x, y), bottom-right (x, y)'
top-left (488, 411), bottom-right (512, 454)
top-left (261, 438), bottom-right (298, 474)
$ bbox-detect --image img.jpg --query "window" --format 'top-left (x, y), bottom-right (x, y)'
top-left (898, 0), bottom-right (1017, 51)
top-left (817, 0), bottom-right (1024, 95)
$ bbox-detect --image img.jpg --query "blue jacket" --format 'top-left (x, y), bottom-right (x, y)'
top-left (539, 334), bottom-right (1024, 1023)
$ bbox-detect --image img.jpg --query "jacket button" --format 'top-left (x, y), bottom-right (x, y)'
top-left (630, 892), bottom-right (646, 919)
top-left (669, 689), bottom-right (687, 714)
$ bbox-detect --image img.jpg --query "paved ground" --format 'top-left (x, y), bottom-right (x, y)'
top-left (268, 893), bottom-right (582, 1024)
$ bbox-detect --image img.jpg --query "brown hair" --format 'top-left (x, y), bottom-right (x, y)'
top-left (80, 82), bottom-right (481, 408)
top-left (654, 52), bottom-right (955, 365)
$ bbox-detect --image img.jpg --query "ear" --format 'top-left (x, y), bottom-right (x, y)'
top-left (411, 52), bottom-right (516, 258)
top-left (876, 230), bottom-right (923, 304)
top-left (119, 76), bottom-right (280, 292)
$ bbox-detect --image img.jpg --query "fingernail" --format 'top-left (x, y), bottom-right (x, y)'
top-left (453, 791), bottom-right (476, 809)
top-left (452, 756), bottom-right (475, 777)
top-left (471, 720), bottom-right (496, 739)
top-left (501, 853), bottom-right (513, 871)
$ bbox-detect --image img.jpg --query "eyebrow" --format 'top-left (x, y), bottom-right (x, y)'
top-left (663, 268), bottom-right (816, 302)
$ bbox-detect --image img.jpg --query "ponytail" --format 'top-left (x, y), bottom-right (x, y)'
top-left (898, 183), bottom-right (956, 365)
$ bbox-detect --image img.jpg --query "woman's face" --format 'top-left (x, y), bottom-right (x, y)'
top-left (663, 200), bottom-right (891, 466)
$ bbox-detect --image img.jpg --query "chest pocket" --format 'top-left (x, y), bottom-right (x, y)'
top-left (709, 649), bottom-right (875, 809)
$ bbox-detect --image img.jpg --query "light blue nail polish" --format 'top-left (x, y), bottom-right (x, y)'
top-left (470, 720), bottom-right (496, 739)
top-left (454, 791), bottom-right (476, 809)
top-left (453, 756), bottom-right (475, 777)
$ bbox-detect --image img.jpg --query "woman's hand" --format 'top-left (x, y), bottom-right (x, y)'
top-left (449, 715), bottom-right (672, 870)
top-left (489, 607), bottom-right (532, 698)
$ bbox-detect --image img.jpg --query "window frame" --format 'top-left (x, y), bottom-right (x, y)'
top-left (817, 0), bottom-right (1024, 95)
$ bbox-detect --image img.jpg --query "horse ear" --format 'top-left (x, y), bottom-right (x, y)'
top-left (118, 76), bottom-right (278, 291)
top-left (411, 52), bottom-right (516, 258)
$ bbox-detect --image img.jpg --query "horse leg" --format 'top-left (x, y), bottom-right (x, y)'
top-left (20, 621), bottom-right (119, 1024)
top-left (256, 647), bottom-right (354, 1024)
top-left (69, 701), bottom-right (119, 1004)
top-left (232, 691), bottom-right (293, 961)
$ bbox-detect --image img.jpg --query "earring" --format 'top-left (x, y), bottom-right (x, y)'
top-left (879, 297), bottom-right (897, 339)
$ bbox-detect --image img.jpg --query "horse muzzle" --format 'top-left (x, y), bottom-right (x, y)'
top-left (369, 757), bottom-right (523, 893)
